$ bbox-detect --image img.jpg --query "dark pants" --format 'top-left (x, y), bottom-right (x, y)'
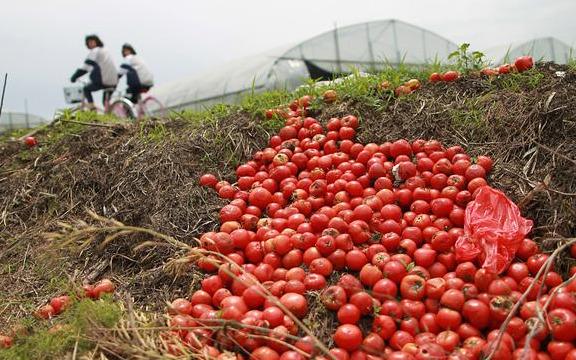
top-left (126, 85), bottom-right (152, 104)
top-left (83, 83), bottom-right (115, 104)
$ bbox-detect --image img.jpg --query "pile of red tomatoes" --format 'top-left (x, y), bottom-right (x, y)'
top-left (165, 111), bottom-right (575, 360)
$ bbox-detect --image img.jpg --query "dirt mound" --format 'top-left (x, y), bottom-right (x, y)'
top-left (0, 63), bottom-right (575, 331)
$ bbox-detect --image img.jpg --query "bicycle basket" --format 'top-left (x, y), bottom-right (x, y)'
top-left (63, 85), bottom-right (84, 104)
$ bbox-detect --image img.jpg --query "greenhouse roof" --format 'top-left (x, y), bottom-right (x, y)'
top-left (151, 19), bottom-right (458, 111)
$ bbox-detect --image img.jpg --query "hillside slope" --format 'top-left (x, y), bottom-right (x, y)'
top-left (0, 63), bottom-right (575, 358)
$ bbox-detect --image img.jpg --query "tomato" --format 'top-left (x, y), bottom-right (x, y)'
top-left (489, 296), bottom-right (514, 322)
top-left (415, 343), bottom-right (446, 360)
top-left (481, 340), bottom-right (512, 360)
top-left (400, 275), bottom-right (426, 301)
top-left (334, 324), bottom-right (363, 351)
top-left (413, 248), bottom-right (436, 268)
top-left (549, 308), bottom-right (576, 342)
top-left (517, 238), bottom-right (539, 260)
top-left (278, 293), bottom-right (307, 319)
top-left (168, 298), bottom-right (193, 316)
top-left (50, 295), bottom-right (71, 315)
top-left (373, 278), bottom-right (398, 301)
top-left (360, 264), bottom-right (384, 287)
top-left (309, 257), bottom-right (334, 277)
top-left (527, 253), bottom-right (549, 276)
top-left (303, 273), bottom-right (326, 290)
top-left (429, 73), bottom-right (442, 83)
top-left (389, 330), bottom-right (414, 350)
top-left (474, 269), bottom-right (496, 292)
top-left (436, 330), bottom-right (459, 352)
top-left (381, 260), bottom-right (407, 284)
top-left (425, 277), bottom-right (446, 299)
top-left (252, 346), bottom-right (280, 360)
top-left (346, 249), bottom-right (369, 271)
top-left (506, 317), bottom-right (527, 341)
top-left (439, 289), bottom-right (464, 311)
top-left (24, 136), bottom-right (38, 148)
top-left (35, 304), bottom-right (56, 319)
top-left (507, 262), bottom-right (529, 283)
top-left (371, 314), bottom-right (397, 340)
top-left (322, 285), bottom-right (348, 311)
top-left (442, 71), bottom-right (459, 82)
top-left (461, 299), bottom-right (490, 329)
top-left (0, 334), bottom-right (13, 349)
top-left (550, 292), bottom-right (576, 312)
top-left (336, 303), bottom-right (361, 325)
top-left (514, 56), bottom-right (534, 72)
top-left (548, 341), bottom-right (574, 360)
top-left (93, 279), bottom-right (115, 297)
top-left (436, 308), bottom-right (462, 330)
top-left (418, 313), bottom-right (438, 333)
top-left (200, 173), bottom-right (218, 187)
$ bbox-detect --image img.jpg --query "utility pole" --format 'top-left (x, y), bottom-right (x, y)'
top-left (25, 98), bottom-right (29, 128)
top-left (0, 74), bottom-right (7, 118)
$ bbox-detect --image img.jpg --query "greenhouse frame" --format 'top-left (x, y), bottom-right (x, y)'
top-left (0, 112), bottom-right (48, 133)
top-left (484, 37), bottom-right (575, 65)
top-left (151, 19), bottom-right (458, 112)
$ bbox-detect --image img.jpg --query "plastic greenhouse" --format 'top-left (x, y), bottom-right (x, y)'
top-left (484, 37), bottom-right (575, 65)
top-left (151, 19), bottom-right (458, 112)
top-left (0, 112), bottom-right (48, 134)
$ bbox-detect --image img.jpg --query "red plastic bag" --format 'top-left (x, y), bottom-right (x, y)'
top-left (455, 186), bottom-right (533, 274)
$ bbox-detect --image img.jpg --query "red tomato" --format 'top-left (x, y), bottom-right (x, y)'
top-left (429, 73), bottom-right (442, 83)
top-left (436, 308), bottom-right (462, 330)
top-left (338, 303), bottom-right (361, 324)
top-left (321, 285), bottom-right (348, 311)
top-left (50, 295), bottom-right (71, 314)
top-left (436, 330), bottom-right (460, 352)
top-left (252, 346), bottom-right (280, 360)
top-left (514, 56), bottom-right (534, 72)
top-left (462, 299), bottom-right (490, 329)
top-left (549, 308), bottom-right (576, 342)
top-left (442, 71), bottom-right (459, 82)
top-left (400, 275), bottom-right (426, 301)
top-left (334, 324), bottom-right (363, 351)
top-left (199, 173), bottom-right (218, 187)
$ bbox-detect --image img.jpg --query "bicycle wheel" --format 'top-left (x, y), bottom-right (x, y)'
top-left (140, 96), bottom-right (166, 118)
top-left (109, 99), bottom-right (135, 119)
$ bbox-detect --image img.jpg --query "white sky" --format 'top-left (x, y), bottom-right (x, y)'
top-left (1, 0), bottom-right (574, 118)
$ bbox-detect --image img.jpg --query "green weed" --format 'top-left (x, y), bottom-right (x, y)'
top-left (449, 43), bottom-right (488, 73)
top-left (0, 297), bottom-right (121, 360)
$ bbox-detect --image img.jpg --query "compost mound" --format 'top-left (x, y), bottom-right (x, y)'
top-left (0, 63), bottom-right (574, 329)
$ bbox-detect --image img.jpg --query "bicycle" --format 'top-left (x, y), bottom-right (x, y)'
top-left (108, 88), bottom-right (166, 119)
top-left (63, 81), bottom-right (165, 119)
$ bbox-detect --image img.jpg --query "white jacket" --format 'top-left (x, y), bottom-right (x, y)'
top-left (80, 47), bottom-right (118, 86)
top-left (118, 54), bottom-right (154, 87)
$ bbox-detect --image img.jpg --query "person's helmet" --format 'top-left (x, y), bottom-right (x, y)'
top-left (85, 34), bottom-right (104, 47)
top-left (122, 43), bottom-right (137, 55)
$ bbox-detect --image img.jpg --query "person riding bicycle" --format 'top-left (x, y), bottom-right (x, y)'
top-left (118, 44), bottom-right (154, 104)
top-left (70, 35), bottom-right (118, 110)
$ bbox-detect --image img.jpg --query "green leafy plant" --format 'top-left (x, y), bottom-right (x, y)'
top-left (449, 43), bottom-right (487, 73)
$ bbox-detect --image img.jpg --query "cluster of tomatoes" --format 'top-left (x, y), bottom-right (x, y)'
top-left (34, 279), bottom-right (115, 321)
top-left (0, 279), bottom-right (116, 350)
top-left (428, 71), bottom-right (460, 84)
top-left (161, 109), bottom-right (576, 360)
top-left (480, 56), bottom-right (534, 77)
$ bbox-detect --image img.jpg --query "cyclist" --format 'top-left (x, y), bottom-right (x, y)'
top-left (118, 44), bottom-right (154, 104)
top-left (70, 35), bottom-right (118, 110)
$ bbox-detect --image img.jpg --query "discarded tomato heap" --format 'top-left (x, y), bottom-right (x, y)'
top-left (164, 107), bottom-right (575, 360)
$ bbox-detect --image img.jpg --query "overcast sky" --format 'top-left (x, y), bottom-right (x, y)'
top-left (1, 0), bottom-right (574, 118)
